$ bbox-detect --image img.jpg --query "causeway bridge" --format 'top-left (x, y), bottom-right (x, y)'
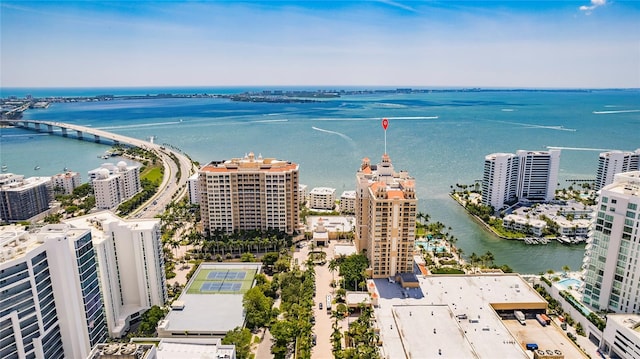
top-left (1, 118), bottom-right (196, 219)
top-left (1, 118), bottom-right (151, 148)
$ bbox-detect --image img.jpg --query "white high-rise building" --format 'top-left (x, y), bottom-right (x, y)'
top-left (582, 171), bottom-right (640, 313)
top-left (51, 171), bottom-right (82, 195)
top-left (482, 153), bottom-right (519, 210)
top-left (356, 154), bottom-right (417, 279)
top-left (516, 149), bottom-right (560, 202)
top-left (0, 224), bottom-right (108, 359)
top-left (187, 172), bottom-right (199, 204)
top-left (89, 162), bottom-right (141, 210)
top-left (595, 149), bottom-right (640, 191)
top-left (199, 152), bottom-right (299, 235)
top-left (65, 211), bottom-right (167, 338)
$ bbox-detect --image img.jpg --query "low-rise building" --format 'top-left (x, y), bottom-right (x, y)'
top-left (502, 213), bottom-right (547, 236)
top-left (309, 187), bottom-right (336, 210)
top-left (340, 190), bottom-right (356, 214)
top-left (299, 184), bottom-right (308, 205)
top-left (51, 171), bottom-right (82, 195)
top-left (370, 274), bottom-right (585, 359)
top-left (158, 262), bottom-right (260, 338)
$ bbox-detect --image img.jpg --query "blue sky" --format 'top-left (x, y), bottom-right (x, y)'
top-left (1, 1), bottom-right (639, 88)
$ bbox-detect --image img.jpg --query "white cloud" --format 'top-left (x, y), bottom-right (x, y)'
top-left (580, 0), bottom-right (607, 14)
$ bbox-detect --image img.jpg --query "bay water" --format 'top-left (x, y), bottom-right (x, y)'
top-left (1, 88), bottom-right (638, 273)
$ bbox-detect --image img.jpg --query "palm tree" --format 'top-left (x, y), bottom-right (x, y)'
top-left (328, 259), bottom-right (339, 282)
top-left (484, 251), bottom-right (495, 267)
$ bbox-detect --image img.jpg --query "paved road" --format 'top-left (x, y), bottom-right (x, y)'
top-left (1, 119), bottom-right (197, 218)
top-left (293, 241), bottom-right (338, 359)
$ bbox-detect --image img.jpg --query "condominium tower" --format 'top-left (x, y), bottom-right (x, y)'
top-left (516, 149), bottom-right (560, 202)
top-left (481, 149), bottom-right (560, 210)
top-left (199, 152), bottom-right (299, 235)
top-left (65, 211), bottom-right (167, 338)
top-left (582, 171), bottom-right (640, 313)
top-left (0, 173), bottom-right (53, 223)
top-left (0, 224), bottom-right (108, 359)
top-left (482, 153), bottom-right (519, 210)
top-left (595, 150), bottom-right (640, 191)
top-left (355, 154), bottom-right (417, 279)
top-left (88, 162), bottom-right (141, 210)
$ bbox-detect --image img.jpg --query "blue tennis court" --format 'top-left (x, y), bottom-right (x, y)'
top-left (225, 272), bottom-right (246, 280)
top-left (206, 271), bottom-right (247, 280)
top-left (206, 271), bottom-right (228, 280)
top-left (200, 281), bottom-right (242, 293)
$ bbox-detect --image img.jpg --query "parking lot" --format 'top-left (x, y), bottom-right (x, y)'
top-left (504, 318), bottom-right (588, 358)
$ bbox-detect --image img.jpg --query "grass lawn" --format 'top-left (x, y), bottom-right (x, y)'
top-left (142, 166), bottom-right (163, 185)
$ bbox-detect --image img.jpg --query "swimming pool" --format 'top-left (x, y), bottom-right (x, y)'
top-left (415, 241), bottom-right (446, 253)
top-left (557, 278), bottom-right (583, 291)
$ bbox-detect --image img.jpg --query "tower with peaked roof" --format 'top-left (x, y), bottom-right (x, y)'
top-left (355, 154), bottom-right (417, 278)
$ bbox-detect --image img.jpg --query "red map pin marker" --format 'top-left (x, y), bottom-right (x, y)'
top-left (382, 118), bottom-right (388, 130)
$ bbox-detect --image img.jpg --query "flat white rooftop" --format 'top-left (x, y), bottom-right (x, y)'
top-left (306, 215), bottom-right (354, 233)
top-left (158, 262), bottom-right (261, 338)
top-left (372, 274), bottom-right (548, 359)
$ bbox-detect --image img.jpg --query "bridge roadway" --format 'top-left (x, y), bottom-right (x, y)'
top-left (1, 119), bottom-right (197, 219)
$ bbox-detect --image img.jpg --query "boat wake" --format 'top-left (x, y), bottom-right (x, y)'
top-left (546, 146), bottom-right (613, 152)
top-left (383, 116), bottom-right (439, 120)
top-left (592, 109), bottom-right (640, 114)
top-left (250, 119), bottom-right (289, 123)
top-left (494, 120), bottom-right (576, 132)
top-left (311, 126), bottom-right (355, 145)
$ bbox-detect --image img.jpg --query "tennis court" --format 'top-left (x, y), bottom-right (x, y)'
top-left (200, 282), bottom-right (243, 292)
top-left (186, 265), bottom-right (257, 295)
top-left (206, 270), bottom-right (247, 281)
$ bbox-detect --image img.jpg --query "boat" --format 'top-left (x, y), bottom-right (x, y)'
top-left (34, 166), bottom-right (40, 170)
top-left (557, 236), bottom-right (572, 245)
top-left (63, 167), bottom-right (68, 172)
top-left (1, 165), bottom-right (7, 172)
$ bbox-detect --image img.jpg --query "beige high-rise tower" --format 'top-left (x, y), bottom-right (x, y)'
top-left (199, 152), bottom-right (299, 235)
top-left (355, 154), bottom-right (417, 279)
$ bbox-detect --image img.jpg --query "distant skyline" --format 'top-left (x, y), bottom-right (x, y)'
top-left (1, 1), bottom-right (639, 88)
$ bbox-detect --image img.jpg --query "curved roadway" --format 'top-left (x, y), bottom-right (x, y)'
top-left (1, 119), bottom-right (197, 219)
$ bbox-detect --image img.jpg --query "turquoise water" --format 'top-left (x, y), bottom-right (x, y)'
top-left (557, 278), bottom-right (583, 291)
top-left (1, 88), bottom-right (638, 273)
top-left (415, 241), bottom-right (446, 253)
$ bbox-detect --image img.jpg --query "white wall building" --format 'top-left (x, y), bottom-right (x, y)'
top-left (0, 224), bottom-right (108, 359)
top-left (51, 171), bottom-right (82, 195)
top-left (89, 162), bottom-right (141, 210)
top-left (340, 190), bottom-right (356, 214)
top-left (309, 187), bottom-right (336, 210)
top-left (187, 172), bottom-right (199, 204)
top-left (582, 171), bottom-right (640, 313)
top-left (298, 184), bottom-right (308, 205)
top-left (596, 149), bottom-right (640, 191)
top-left (516, 149), bottom-right (560, 202)
top-left (482, 153), bottom-right (519, 210)
top-left (65, 211), bottom-right (167, 338)
top-left (502, 214), bottom-right (547, 236)
top-left (600, 314), bottom-right (640, 359)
